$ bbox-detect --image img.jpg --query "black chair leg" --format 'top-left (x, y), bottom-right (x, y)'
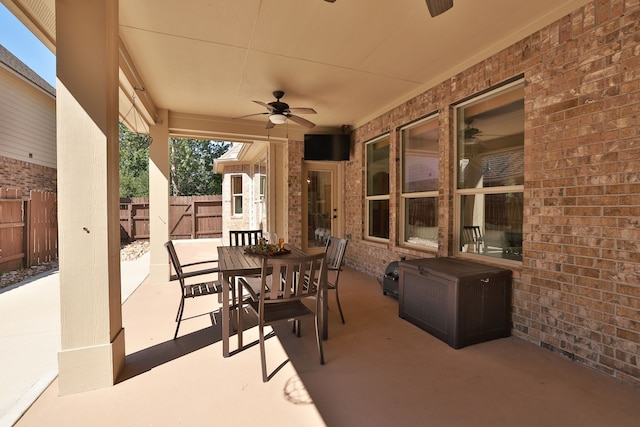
top-left (174, 297), bottom-right (185, 339)
top-left (292, 319), bottom-right (301, 336)
top-left (175, 298), bottom-right (184, 322)
top-left (315, 314), bottom-right (325, 365)
top-left (174, 312), bottom-right (183, 340)
top-left (335, 290), bottom-right (345, 324)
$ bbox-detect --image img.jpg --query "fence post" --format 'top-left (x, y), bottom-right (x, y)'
top-left (24, 198), bottom-right (31, 267)
top-left (191, 199), bottom-right (197, 239)
top-left (128, 202), bottom-right (133, 242)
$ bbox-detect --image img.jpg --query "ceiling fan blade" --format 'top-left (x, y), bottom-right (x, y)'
top-left (287, 114), bottom-right (316, 128)
top-left (426, 0), bottom-right (453, 17)
top-left (253, 100), bottom-right (276, 112)
top-left (234, 112), bottom-right (268, 119)
top-left (287, 107), bottom-right (317, 115)
top-left (265, 119), bottom-right (276, 129)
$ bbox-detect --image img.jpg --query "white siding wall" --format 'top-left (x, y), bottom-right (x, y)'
top-left (0, 66), bottom-right (56, 169)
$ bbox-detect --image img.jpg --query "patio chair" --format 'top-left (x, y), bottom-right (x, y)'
top-left (165, 240), bottom-right (225, 340)
top-left (238, 252), bottom-right (327, 382)
top-left (324, 236), bottom-right (349, 324)
top-left (462, 225), bottom-right (484, 253)
top-left (229, 229), bottom-right (263, 246)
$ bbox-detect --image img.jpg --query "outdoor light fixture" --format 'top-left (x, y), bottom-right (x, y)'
top-left (269, 113), bottom-right (287, 124)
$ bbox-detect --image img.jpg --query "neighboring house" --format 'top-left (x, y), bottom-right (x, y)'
top-left (214, 142), bottom-right (270, 245)
top-left (0, 44), bottom-right (56, 195)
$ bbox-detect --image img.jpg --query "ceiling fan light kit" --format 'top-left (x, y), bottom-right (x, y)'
top-left (269, 113), bottom-right (287, 124)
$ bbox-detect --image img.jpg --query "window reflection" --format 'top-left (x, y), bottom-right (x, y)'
top-left (366, 135), bottom-right (390, 240)
top-left (404, 197), bottom-right (437, 248)
top-left (401, 117), bottom-right (439, 249)
top-left (366, 138), bottom-right (390, 197)
top-left (460, 193), bottom-right (523, 261)
top-left (308, 171), bottom-right (333, 248)
top-left (456, 81), bottom-right (524, 262)
top-left (369, 199), bottom-right (390, 239)
top-left (457, 90), bottom-right (524, 189)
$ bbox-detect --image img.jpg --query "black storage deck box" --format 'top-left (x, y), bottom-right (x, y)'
top-left (399, 257), bottom-right (512, 349)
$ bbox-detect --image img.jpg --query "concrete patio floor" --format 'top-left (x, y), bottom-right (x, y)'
top-left (0, 250), bottom-right (150, 427)
top-left (12, 239), bottom-right (640, 426)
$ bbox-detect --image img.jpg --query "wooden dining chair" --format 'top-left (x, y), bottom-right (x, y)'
top-left (229, 229), bottom-right (263, 246)
top-left (238, 252), bottom-right (327, 382)
top-left (165, 240), bottom-right (226, 339)
top-left (324, 236), bottom-right (349, 324)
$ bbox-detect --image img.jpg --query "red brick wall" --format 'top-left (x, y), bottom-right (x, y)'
top-left (286, 140), bottom-right (304, 248)
top-left (346, 1), bottom-right (640, 388)
top-left (0, 155), bottom-right (57, 194)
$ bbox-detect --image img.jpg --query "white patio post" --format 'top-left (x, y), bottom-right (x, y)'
top-left (149, 108), bottom-right (170, 282)
top-left (55, 0), bottom-right (124, 394)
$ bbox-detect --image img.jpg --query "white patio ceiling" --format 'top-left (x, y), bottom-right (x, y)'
top-left (6, 0), bottom-right (591, 135)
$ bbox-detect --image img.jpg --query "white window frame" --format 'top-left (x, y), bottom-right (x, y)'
top-left (231, 174), bottom-right (243, 216)
top-left (400, 114), bottom-right (439, 251)
top-left (454, 78), bottom-right (525, 266)
top-left (364, 134), bottom-right (390, 241)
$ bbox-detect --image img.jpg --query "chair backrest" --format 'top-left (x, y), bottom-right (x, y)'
top-left (165, 240), bottom-right (184, 283)
top-left (229, 229), bottom-right (263, 246)
top-left (325, 236), bottom-right (348, 271)
top-left (462, 226), bottom-right (483, 252)
top-left (462, 226), bottom-right (480, 242)
top-left (258, 252), bottom-right (326, 304)
top-left (165, 239), bottom-right (219, 290)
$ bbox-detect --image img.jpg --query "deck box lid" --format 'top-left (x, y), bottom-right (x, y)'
top-left (399, 257), bottom-right (511, 281)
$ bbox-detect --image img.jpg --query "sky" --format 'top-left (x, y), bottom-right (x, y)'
top-left (0, 3), bottom-right (56, 87)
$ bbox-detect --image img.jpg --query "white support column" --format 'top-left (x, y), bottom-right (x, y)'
top-left (55, 0), bottom-right (124, 394)
top-left (149, 109), bottom-right (170, 282)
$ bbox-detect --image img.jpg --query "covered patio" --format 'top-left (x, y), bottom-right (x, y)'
top-left (16, 240), bottom-right (640, 426)
top-left (3, 0), bottom-right (639, 413)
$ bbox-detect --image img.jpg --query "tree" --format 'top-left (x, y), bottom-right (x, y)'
top-left (119, 123), bottom-right (230, 197)
top-left (119, 122), bottom-right (150, 197)
top-left (169, 138), bottom-right (230, 196)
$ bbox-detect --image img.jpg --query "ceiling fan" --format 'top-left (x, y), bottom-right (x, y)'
top-left (463, 118), bottom-right (482, 144)
top-left (323, 0), bottom-right (453, 17)
top-left (462, 118), bottom-right (510, 145)
top-left (238, 90), bottom-right (317, 129)
top-left (425, 0), bottom-right (453, 17)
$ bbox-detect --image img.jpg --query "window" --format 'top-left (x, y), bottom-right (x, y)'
top-left (231, 175), bottom-right (243, 215)
top-left (365, 135), bottom-right (390, 240)
top-left (455, 80), bottom-right (524, 261)
top-left (259, 174), bottom-right (266, 198)
top-left (256, 157), bottom-right (266, 198)
top-left (400, 116), bottom-right (439, 249)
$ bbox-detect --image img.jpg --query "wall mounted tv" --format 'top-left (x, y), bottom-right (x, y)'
top-left (304, 134), bottom-right (350, 161)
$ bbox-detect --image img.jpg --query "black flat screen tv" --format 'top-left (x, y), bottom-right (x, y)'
top-left (304, 134), bottom-right (350, 161)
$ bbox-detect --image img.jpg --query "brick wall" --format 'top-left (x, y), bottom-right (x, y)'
top-left (0, 155), bottom-right (57, 194)
top-left (345, 1), bottom-right (640, 388)
top-left (286, 140), bottom-right (304, 248)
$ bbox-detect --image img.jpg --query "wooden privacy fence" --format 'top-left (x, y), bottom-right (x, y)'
top-left (119, 195), bottom-right (222, 242)
top-left (0, 188), bottom-right (58, 272)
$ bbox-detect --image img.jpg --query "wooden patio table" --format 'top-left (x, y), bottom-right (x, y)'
top-left (217, 244), bottom-right (328, 357)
